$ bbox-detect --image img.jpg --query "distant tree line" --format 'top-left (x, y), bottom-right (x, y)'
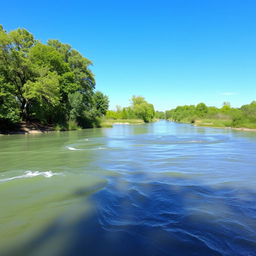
top-left (106, 96), bottom-right (155, 122)
top-left (155, 111), bottom-right (166, 119)
top-left (0, 25), bottom-right (109, 130)
top-left (165, 101), bottom-right (256, 129)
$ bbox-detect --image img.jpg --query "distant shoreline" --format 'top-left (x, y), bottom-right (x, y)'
top-left (100, 119), bottom-right (145, 128)
top-left (166, 119), bottom-right (256, 132)
top-left (193, 123), bottom-right (256, 132)
top-left (231, 127), bottom-right (256, 132)
top-left (2, 120), bottom-right (256, 135)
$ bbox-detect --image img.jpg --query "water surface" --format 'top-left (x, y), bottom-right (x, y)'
top-left (1, 121), bottom-right (256, 255)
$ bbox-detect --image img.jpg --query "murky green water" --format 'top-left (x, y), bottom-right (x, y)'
top-left (0, 129), bottom-right (108, 254)
top-left (1, 121), bottom-right (256, 256)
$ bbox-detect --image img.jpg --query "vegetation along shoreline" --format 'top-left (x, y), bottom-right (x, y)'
top-left (0, 26), bottom-right (155, 134)
top-left (1, 25), bottom-right (255, 134)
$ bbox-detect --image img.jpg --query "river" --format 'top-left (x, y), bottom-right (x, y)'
top-left (0, 121), bottom-right (256, 256)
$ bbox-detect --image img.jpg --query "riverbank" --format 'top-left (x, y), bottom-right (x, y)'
top-left (0, 122), bottom-right (54, 135)
top-left (100, 119), bottom-right (145, 128)
top-left (165, 119), bottom-right (256, 132)
top-left (0, 119), bottom-right (146, 135)
top-left (194, 119), bottom-right (256, 131)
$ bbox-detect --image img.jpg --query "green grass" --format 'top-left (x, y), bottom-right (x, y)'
top-left (100, 118), bottom-right (144, 127)
top-left (195, 118), bottom-right (232, 128)
top-left (194, 118), bottom-right (256, 129)
top-left (54, 120), bottom-right (81, 131)
top-left (232, 122), bottom-right (256, 129)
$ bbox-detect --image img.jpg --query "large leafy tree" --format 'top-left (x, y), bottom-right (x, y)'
top-left (0, 25), bottom-right (36, 120)
top-left (93, 91), bottom-right (109, 117)
top-left (0, 25), bottom-right (108, 129)
top-left (47, 39), bottom-right (96, 123)
top-left (131, 96), bottom-right (155, 122)
top-left (0, 26), bottom-right (62, 121)
top-left (195, 103), bottom-right (208, 117)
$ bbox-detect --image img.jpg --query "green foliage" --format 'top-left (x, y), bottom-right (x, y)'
top-left (0, 26), bottom-right (36, 121)
top-left (106, 96), bottom-right (155, 123)
top-left (23, 70), bottom-right (60, 106)
top-left (240, 101), bottom-right (256, 121)
top-left (131, 96), bottom-right (155, 122)
top-left (196, 103), bottom-right (208, 117)
top-left (106, 110), bottom-right (122, 120)
top-left (68, 92), bottom-right (84, 121)
top-left (54, 123), bottom-right (67, 131)
top-left (0, 25), bottom-right (109, 130)
top-left (166, 105), bottom-right (196, 123)
top-left (29, 43), bottom-right (69, 75)
top-left (0, 87), bottom-right (20, 123)
top-left (68, 120), bottom-right (80, 130)
top-left (165, 101), bottom-right (256, 129)
top-left (93, 91), bottom-right (109, 117)
top-left (155, 111), bottom-right (165, 119)
top-left (207, 106), bottom-right (219, 117)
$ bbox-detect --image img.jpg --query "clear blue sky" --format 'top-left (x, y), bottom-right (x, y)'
top-left (2, 0), bottom-right (256, 110)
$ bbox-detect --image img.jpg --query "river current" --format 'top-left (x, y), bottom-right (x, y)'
top-left (0, 121), bottom-right (256, 256)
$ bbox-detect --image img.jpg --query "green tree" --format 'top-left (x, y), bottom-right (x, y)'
top-left (241, 101), bottom-right (256, 121)
top-left (131, 96), bottom-right (155, 122)
top-left (68, 91), bottom-right (84, 121)
top-left (0, 25), bottom-right (101, 130)
top-left (196, 103), bottom-right (208, 117)
top-left (221, 102), bottom-right (231, 113)
top-left (0, 83), bottom-right (20, 124)
top-left (155, 111), bottom-right (165, 119)
top-left (93, 91), bottom-right (109, 117)
top-left (0, 26), bottom-right (36, 120)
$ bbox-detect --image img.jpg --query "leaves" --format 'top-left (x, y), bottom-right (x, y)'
top-left (0, 25), bottom-right (108, 129)
top-left (23, 70), bottom-right (60, 106)
top-left (93, 91), bottom-right (109, 116)
top-left (106, 96), bottom-right (155, 122)
top-left (132, 96), bottom-right (155, 122)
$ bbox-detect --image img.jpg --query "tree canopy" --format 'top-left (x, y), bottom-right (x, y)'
top-left (165, 101), bottom-right (256, 129)
top-left (106, 96), bottom-right (155, 122)
top-left (131, 96), bottom-right (155, 122)
top-left (0, 25), bottom-right (108, 129)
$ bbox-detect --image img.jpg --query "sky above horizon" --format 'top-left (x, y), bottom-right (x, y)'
top-left (2, 0), bottom-right (256, 111)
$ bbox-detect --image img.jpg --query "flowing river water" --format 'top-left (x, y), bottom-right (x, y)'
top-left (1, 121), bottom-right (256, 256)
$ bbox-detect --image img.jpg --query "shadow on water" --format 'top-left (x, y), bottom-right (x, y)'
top-left (5, 174), bottom-right (256, 256)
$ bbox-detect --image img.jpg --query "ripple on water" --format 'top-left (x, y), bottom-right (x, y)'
top-left (90, 177), bottom-right (256, 256)
top-left (1, 121), bottom-right (256, 255)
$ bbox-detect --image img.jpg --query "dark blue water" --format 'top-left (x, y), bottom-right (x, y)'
top-left (2, 121), bottom-right (256, 256)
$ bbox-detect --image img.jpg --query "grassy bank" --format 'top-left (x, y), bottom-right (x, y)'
top-left (194, 118), bottom-right (233, 128)
top-left (165, 101), bottom-right (256, 131)
top-left (0, 118), bottom-right (147, 134)
top-left (100, 119), bottom-right (145, 128)
top-left (194, 118), bottom-right (256, 129)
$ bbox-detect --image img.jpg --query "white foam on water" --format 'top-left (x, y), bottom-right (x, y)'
top-left (0, 171), bottom-right (62, 183)
top-left (66, 145), bottom-right (105, 151)
top-left (66, 146), bottom-right (81, 151)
